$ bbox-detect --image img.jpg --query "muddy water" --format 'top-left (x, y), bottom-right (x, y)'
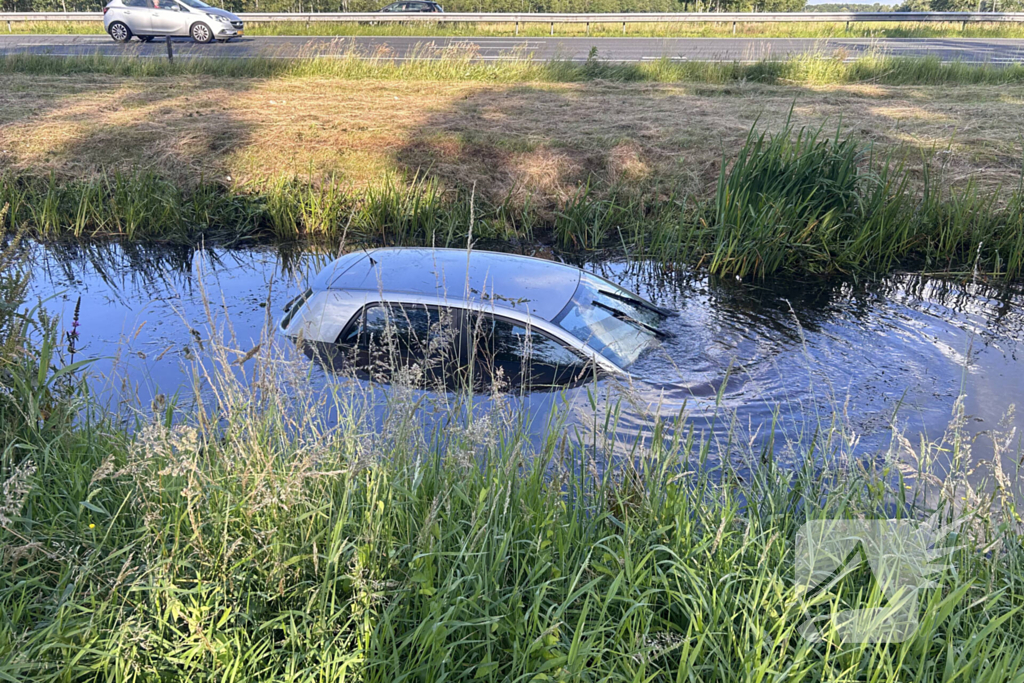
top-left (28, 242), bottom-right (1024, 492)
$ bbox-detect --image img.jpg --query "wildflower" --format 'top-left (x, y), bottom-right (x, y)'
top-left (89, 523), bottom-right (95, 529)
top-left (66, 296), bottom-right (82, 360)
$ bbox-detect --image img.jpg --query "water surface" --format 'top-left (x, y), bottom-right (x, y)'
top-left (29, 242), bottom-right (1024, 492)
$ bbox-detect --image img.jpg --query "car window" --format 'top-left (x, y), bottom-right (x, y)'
top-left (342, 303), bottom-right (457, 360)
top-left (409, 2), bottom-right (428, 9)
top-left (554, 273), bottom-right (658, 368)
top-left (123, 0), bottom-right (151, 7)
top-left (152, 0), bottom-right (180, 9)
top-left (471, 314), bottom-right (591, 388)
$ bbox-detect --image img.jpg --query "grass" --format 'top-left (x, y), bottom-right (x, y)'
top-left (3, 118), bottom-right (1024, 280)
top-left (3, 50), bottom-right (1024, 86)
top-left (704, 119), bottom-right (1024, 279)
top-left (3, 55), bottom-right (1022, 202)
top-left (1, 242), bottom-right (1023, 680)
top-left (9, 18), bottom-right (1024, 39)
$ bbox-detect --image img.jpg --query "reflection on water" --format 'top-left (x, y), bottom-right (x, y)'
top-left (26, 241), bottom-right (1024, 494)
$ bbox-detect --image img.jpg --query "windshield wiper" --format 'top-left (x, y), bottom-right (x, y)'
top-left (598, 289), bottom-right (677, 318)
top-left (592, 301), bottom-right (669, 339)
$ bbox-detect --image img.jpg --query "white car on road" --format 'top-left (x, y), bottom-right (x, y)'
top-left (104, 0), bottom-right (243, 43)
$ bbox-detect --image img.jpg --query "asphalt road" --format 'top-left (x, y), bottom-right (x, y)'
top-left (2, 34), bottom-right (1024, 63)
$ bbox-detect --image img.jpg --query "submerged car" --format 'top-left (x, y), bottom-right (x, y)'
top-left (279, 248), bottom-right (674, 390)
top-left (104, 0), bottom-right (243, 43)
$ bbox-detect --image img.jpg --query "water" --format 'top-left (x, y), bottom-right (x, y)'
top-left (27, 242), bottom-right (1024, 492)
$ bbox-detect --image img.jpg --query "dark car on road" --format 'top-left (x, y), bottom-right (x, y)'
top-left (379, 1), bottom-right (443, 10)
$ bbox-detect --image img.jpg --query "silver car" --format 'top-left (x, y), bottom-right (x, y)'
top-left (279, 248), bottom-right (674, 389)
top-left (103, 0), bottom-right (243, 43)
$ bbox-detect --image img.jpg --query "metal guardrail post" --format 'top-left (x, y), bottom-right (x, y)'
top-left (166, 34), bottom-right (173, 61)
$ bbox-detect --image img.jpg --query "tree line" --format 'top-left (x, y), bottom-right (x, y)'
top-left (805, 0), bottom-right (1023, 7)
top-left (894, 0), bottom-right (1021, 9)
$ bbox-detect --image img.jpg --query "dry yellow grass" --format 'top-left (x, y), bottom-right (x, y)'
top-left (2, 73), bottom-right (1021, 206)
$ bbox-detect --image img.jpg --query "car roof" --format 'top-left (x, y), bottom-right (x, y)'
top-left (312, 248), bottom-right (582, 322)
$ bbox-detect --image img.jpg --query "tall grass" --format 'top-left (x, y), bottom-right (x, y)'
top-left (703, 119), bottom-right (1024, 279)
top-left (1, 270), bottom-right (1023, 680)
top-left (0, 171), bottom-right (514, 245)
top-left (2, 50), bottom-right (1024, 85)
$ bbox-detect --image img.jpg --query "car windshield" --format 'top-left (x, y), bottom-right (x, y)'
top-left (553, 274), bottom-right (660, 368)
top-left (177, 0), bottom-right (212, 7)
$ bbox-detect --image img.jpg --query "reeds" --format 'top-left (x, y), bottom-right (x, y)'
top-left (705, 119), bottom-right (1024, 279)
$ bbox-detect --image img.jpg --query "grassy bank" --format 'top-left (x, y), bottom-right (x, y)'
top-left (2, 55), bottom-right (1023, 279)
top-left (4, 119), bottom-right (1024, 279)
top-left (1, 241), bottom-right (1023, 681)
top-left (9, 19), bottom-right (1024, 39)
top-left (3, 51), bottom-right (1024, 86)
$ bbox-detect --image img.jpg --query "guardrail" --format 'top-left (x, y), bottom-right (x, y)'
top-left (5, 11), bottom-right (1024, 35)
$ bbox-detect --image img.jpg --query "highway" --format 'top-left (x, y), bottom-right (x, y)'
top-left (2, 34), bottom-right (1024, 63)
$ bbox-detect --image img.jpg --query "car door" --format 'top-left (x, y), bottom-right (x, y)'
top-left (119, 0), bottom-right (153, 34)
top-left (467, 312), bottom-right (595, 391)
top-left (149, 0), bottom-right (189, 35)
